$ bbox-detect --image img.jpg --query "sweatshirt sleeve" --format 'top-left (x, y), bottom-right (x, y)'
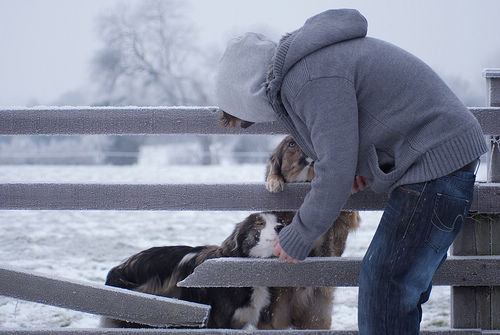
top-left (278, 76), bottom-right (359, 260)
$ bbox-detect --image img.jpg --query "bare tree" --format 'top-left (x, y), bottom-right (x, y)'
top-left (91, 0), bottom-right (217, 164)
top-left (92, 0), bottom-right (211, 106)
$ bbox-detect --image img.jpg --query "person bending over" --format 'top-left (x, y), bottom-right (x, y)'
top-left (215, 9), bottom-right (487, 334)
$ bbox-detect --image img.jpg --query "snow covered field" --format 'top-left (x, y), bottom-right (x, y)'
top-left (0, 162), bottom-right (488, 329)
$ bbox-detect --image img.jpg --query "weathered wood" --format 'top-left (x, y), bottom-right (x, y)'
top-left (470, 107), bottom-right (500, 135)
top-left (0, 106), bottom-right (497, 135)
top-left (177, 256), bottom-right (500, 288)
top-left (452, 215), bottom-right (499, 329)
top-left (485, 69), bottom-right (500, 107)
top-left (0, 329), bottom-right (487, 335)
top-left (0, 183), bottom-right (382, 211)
top-left (0, 331), bottom-right (356, 335)
top-left (487, 135), bottom-right (500, 182)
top-left (0, 265), bottom-right (210, 328)
top-left (0, 182), bottom-right (499, 212)
top-left (0, 107), bottom-right (288, 135)
top-left (485, 70), bottom-right (500, 330)
top-left (452, 286), bottom-right (492, 329)
top-left (493, 286), bottom-right (500, 329)
top-left (472, 183), bottom-right (500, 214)
top-left (452, 71), bottom-right (500, 331)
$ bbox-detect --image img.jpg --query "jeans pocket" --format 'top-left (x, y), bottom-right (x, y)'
top-left (425, 193), bottom-right (469, 253)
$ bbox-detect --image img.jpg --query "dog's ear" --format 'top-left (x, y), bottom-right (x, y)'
top-left (220, 221), bottom-right (241, 254)
top-left (265, 138), bottom-right (286, 192)
top-left (266, 144), bottom-right (283, 179)
top-left (218, 111), bottom-right (255, 129)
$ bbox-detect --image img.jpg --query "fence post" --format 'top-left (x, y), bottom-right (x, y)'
top-left (485, 69), bottom-right (500, 182)
top-left (451, 69), bottom-right (500, 330)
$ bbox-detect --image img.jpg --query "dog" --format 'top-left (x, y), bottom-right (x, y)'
top-left (102, 211), bottom-right (295, 329)
top-left (257, 135), bottom-right (360, 330)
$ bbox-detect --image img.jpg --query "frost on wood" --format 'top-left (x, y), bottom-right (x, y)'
top-left (0, 107), bottom-right (287, 135)
top-left (178, 256), bottom-right (500, 288)
top-left (0, 265), bottom-right (210, 328)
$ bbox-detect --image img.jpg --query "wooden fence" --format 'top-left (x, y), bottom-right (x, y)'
top-left (0, 69), bottom-right (499, 334)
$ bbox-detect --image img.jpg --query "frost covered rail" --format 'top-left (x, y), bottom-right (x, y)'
top-left (177, 256), bottom-right (500, 288)
top-left (0, 182), bottom-right (499, 213)
top-left (0, 265), bottom-right (210, 328)
top-left (0, 106), bottom-right (287, 135)
top-left (0, 106), bottom-right (498, 135)
top-left (0, 329), bottom-right (490, 335)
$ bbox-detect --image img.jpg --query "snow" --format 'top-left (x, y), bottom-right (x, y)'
top-left (0, 162), bottom-right (488, 329)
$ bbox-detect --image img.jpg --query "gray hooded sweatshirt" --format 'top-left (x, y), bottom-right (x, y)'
top-left (215, 9), bottom-right (488, 261)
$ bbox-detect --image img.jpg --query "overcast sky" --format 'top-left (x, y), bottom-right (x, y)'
top-left (1, 0), bottom-right (499, 106)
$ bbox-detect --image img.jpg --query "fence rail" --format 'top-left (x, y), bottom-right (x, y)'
top-left (0, 182), bottom-right (499, 213)
top-left (0, 106), bottom-right (499, 135)
top-left (0, 107), bottom-right (287, 135)
top-left (0, 265), bottom-right (210, 328)
top-left (177, 256), bottom-right (500, 288)
top-left (0, 329), bottom-right (493, 335)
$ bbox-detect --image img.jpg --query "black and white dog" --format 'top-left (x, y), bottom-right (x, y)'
top-left (103, 211), bottom-right (295, 329)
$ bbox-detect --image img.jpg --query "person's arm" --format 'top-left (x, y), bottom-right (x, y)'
top-left (277, 76), bottom-right (359, 261)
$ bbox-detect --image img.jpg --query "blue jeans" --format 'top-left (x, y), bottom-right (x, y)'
top-left (358, 170), bottom-right (476, 334)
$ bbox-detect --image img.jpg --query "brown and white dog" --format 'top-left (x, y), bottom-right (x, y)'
top-left (258, 135), bottom-right (361, 330)
top-left (103, 211), bottom-right (295, 329)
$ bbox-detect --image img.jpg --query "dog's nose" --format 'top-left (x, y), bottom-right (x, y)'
top-left (275, 224), bottom-right (284, 234)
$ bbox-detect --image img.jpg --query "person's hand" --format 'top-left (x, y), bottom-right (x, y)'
top-left (273, 237), bottom-right (299, 264)
top-left (351, 175), bottom-right (368, 194)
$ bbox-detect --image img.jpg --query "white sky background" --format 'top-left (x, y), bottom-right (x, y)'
top-left (0, 0), bottom-right (499, 106)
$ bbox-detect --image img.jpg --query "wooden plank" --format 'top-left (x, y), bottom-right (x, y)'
top-left (472, 183), bottom-right (500, 214)
top-left (0, 106), bottom-right (497, 135)
top-left (0, 329), bottom-right (484, 335)
top-left (452, 286), bottom-right (492, 329)
top-left (0, 183), bottom-right (384, 211)
top-left (484, 69), bottom-right (500, 107)
top-left (177, 256), bottom-right (500, 288)
top-left (493, 286), bottom-right (500, 329)
top-left (470, 107), bottom-right (500, 135)
top-left (0, 265), bottom-right (210, 328)
top-left (0, 183), bottom-right (499, 212)
top-left (487, 136), bottom-right (500, 182)
top-left (0, 107), bottom-right (287, 135)
top-left (454, 219), bottom-right (488, 331)
top-left (491, 215), bottom-right (500, 330)
top-left (451, 214), bottom-right (500, 329)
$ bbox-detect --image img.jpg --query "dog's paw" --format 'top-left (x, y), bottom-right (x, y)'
top-left (218, 111), bottom-right (254, 128)
top-left (266, 174), bottom-right (285, 193)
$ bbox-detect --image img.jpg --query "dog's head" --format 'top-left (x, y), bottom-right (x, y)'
top-left (266, 135), bottom-right (315, 192)
top-left (218, 111), bottom-right (255, 129)
top-left (221, 211), bottom-right (294, 257)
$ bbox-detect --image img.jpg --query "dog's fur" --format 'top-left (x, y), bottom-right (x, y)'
top-left (258, 135), bottom-right (361, 330)
top-left (103, 211), bottom-right (295, 329)
top-left (218, 111), bottom-right (255, 129)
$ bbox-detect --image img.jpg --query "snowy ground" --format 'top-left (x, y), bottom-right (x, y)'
top-left (0, 161), bottom-right (488, 329)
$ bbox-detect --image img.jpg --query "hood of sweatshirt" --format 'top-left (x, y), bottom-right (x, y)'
top-left (215, 32), bottom-right (278, 123)
top-left (215, 9), bottom-right (368, 124)
top-left (267, 9), bottom-right (368, 110)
